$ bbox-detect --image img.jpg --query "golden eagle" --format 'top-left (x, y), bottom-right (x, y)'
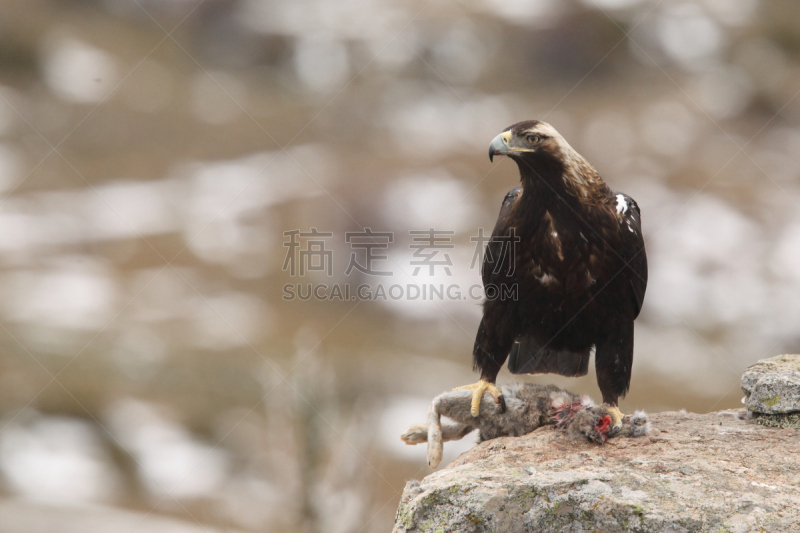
top-left (455, 120), bottom-right (647, 432)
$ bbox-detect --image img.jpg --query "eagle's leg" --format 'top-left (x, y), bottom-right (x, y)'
top-left (595, 319), bottom-right (634, 434)
top-left (458, 313), bottom-right (514, 416)
top-left (453, 380), bottom-right (505, 417)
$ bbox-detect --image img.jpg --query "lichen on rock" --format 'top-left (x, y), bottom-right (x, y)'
top-left (752, 411), bottom-right (800, 429)
top-left (393, 410), bottom-right (800, 532)
top-left (741, 354), bottom-right (800, 415)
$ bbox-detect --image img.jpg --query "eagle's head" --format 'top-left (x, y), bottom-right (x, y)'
top-left (488, 120), bottom-right (573, 164)
top-left (489, 120), bottom-right (607, 201)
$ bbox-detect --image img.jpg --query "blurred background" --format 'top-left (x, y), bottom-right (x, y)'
top-left (0, 0), bottom-right (798, 531)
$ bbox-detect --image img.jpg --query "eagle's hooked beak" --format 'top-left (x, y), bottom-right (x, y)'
top-left (489, 131), bottom-right (512, 162)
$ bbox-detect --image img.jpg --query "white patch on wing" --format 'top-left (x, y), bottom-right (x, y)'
top-left (536, 272), bottom-right (558, 286)
top-left (616, 193), bottom-right (628, 215)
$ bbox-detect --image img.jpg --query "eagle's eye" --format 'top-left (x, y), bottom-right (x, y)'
top-left (526, 135), bottom-right (542, 145)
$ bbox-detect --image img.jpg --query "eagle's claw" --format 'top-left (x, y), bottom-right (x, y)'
top-left (453, 380), bottom-right (505, 417)
top-left (606, 405), bottom-right (625, 437)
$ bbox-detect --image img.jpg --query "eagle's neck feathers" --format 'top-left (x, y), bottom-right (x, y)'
top-left (515, 141), bottom-right (613, 209)
top-left (554, 144), bottom-right (612, 206)
top-left (511, 142), bottom-right (616, 243)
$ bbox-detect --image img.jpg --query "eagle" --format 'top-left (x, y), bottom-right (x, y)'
top-left (455, 120), bottom-right (647, 432)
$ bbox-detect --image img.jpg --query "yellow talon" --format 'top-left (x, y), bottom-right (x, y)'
top-left (607, 405), bottom-right (625, 433)
top-left (453, 380), bottom-right (505, 417)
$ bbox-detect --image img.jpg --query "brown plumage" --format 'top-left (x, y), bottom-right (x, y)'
top-left (461, 120), bottom-right (647, 426)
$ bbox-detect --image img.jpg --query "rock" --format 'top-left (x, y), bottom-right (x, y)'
top-left (393, 410), bottom-right (800, 532)
top-left (741, 354), bottom-right (800, 415)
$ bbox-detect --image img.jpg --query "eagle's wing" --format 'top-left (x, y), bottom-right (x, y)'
top-left (616, 193), bottom-right (647, 319)
top-left (482, 186), bottom-right (521, 287)
top-left (591, 193), bottom-right (647, 404)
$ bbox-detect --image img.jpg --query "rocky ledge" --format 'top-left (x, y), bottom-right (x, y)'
top-left (394, 410), bottom-right (800, 532)
top-left (394, 361), bottom-right (800, 533)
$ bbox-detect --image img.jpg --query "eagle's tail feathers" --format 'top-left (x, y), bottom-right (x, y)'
top-left (507, 336), bottom-right (591, 377)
